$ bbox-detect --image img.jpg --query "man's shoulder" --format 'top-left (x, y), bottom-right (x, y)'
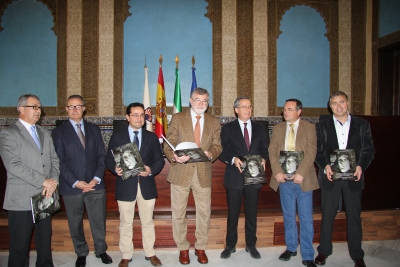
top-left (316, 115), bottom-right (333, 126)
top-left (83, 120), bottom-right (100, 129)
top-left (299, 119), bottom-right (315, 128)
top-left (0, 123), bottom-right (18, 138)
top-left (351, 115), bottom-right (369, 124)
top-left (272, 121), bottom-right (286, 129)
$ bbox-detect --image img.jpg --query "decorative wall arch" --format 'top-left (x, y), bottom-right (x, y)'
top-left (268, 0), bottom-right (338, 116)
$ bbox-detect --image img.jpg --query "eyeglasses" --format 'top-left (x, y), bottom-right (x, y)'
top-left (191, 98), bottom-right (209, 104)
top-left (130, 114), bottom-right (145, 118)
top-left (237, 106), bottom-right (252, 109)
top-left (67, 105), bottom-right (84, 110)
top-left (282, 108), bottom-right (296, 112)
top-left (23, 106), bottom-right (42, 110)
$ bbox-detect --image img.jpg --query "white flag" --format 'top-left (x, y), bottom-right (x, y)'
top-left (143, 64), bottom-right (153, 132)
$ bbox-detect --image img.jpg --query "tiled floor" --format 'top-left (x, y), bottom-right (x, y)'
top-left (0, 240), bottom-right (399, 267)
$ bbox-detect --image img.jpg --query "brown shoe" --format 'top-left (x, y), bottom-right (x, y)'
top-left (195, 249), bottom-right (208, 264)
top-left (353, 259), bottom-right (366, 267)
top-left (145, 255), bottom-right (162, 266)
top-left (315, 254), bottom-right (328, 265)
top-left (179, 250), bottom-right (190, 265)
top-left (118, 259), bottom-right (132, 267)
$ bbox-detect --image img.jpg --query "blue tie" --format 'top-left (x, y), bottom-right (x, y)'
top-left (134, 131), bottom-right (139, 149)
top-left (30, 125), bottom-right (41, 149)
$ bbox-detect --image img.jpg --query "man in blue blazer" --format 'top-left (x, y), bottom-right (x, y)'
top-left (0, 94), bottom-right (59, 267)
top-left (52, 95), bottom-right (112, 267)
top-left (219, 96), bottom-right (269, 260)
top-left (105, 102), bottom-right (165, 267)
top-left (314, 91), bottom-right (375, 267)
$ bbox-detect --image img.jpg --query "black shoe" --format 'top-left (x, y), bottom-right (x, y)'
top-left (245, 246), bottom-right (261, 259)
top-left (96, 252), bottom-right (113, 264)
top-left (220, 247), bottom-right (236, 259)
top-left (279, 250), bottom-right (297, 261)
top-left (315, 254), bottom-right (328, 265)
top-left (76, 256), bottom-right (86, 267)
top-left (302, 260), bottom-right (317, 267)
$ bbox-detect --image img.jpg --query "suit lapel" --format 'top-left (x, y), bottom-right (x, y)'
top-left (16, 120), bottom-right (41, 150)
top-left (327, 117), bottom-right (339, 149)
top-left (67, 120), bottom-right (85, 149)
top-left (296, 120), bottom-right (304, 150)
top-left (232, 119), bottom-right (248, 151)
top-left (346, 116), bottom-right (359, 148)
top-left (186, 110), bottom-right (196, 144)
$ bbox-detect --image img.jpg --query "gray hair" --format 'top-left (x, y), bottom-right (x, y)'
top-left (190, 87), bottom-right (209, 98)
top-left (233, 96), bottom-right (251, 108)
top-left (17, 94), bottom-right (40, 114)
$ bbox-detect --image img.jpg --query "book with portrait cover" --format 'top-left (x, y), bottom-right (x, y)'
top-left (239, 155), bottom-right (266, 185)
top-left (111, 142), bottom-right (146, 181)
top-left (279, 151), bottom-right (304, 180)
top-left (31, 188), bottom-right (61, 223)
top-left (161, 135), bottom-right (209, 163)
top-left (329, 149), bottom-right (357, 180)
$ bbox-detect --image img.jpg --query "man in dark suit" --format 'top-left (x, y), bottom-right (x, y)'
top-left (0, 94), bottom-right (59, 267)
top-left (219, 96), bottom-right (269, 260)
top-left (105, 102), bottom-right (165, 267)
top-left (314, 91), bottom-right (375, 267)
top-left (269, 99), bottom-right (318, 267)
top-left (163, 88), bottom-right (222, 265)
top-left (52, 95), bottom-right (112, 267)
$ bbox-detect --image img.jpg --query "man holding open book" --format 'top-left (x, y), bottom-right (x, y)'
top-left (163, 87), bottom-right (222, 265)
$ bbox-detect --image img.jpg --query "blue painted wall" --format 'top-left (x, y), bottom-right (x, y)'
top-left (379, 0), bottom-right (400, 38)
top-left (0, 0), bottom-right (57, 107)
top-left (277, 5), bottom-right (330, 108)
top-left (123, 0), bottom-right (212, 106)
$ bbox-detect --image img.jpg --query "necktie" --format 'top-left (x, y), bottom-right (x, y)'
top-left (30, 125), bottom-right (41, 149)
top-left (76, 124), bottom-right (85, 149)
top-left (244, 123), bottom-right (250, 151)
top-left (134, 131), bottom-right (140, 149)
top-left (194, 116), bottom-right (201, 147)
top-left (287, 123), bottom-right (295, 151)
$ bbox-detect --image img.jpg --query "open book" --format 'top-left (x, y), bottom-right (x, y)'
top-left (111, 142), bottom-right (146, 181)
top-left (161, 134), bottom-right (209, 163)
top-left (31, 188), bottom-right (61, 223)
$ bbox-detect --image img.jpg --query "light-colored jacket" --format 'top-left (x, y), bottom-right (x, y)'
top-left (163, 110), bottom-right (222, 188)
top-left (0, 120), bottom-right (60, 210)
top-left (269, 119), bottom-right (318, 192)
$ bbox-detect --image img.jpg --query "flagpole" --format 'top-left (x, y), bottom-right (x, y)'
top-left (143, 56), bottom-right (153, 132)
top-left (173, 55), bottom-right (182, 114)
top-left (155, 55), bottom-right (167, 143)
top-left (190, 55), bottom-right (197, 106)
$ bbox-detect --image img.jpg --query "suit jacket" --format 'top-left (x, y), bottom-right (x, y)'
top-left (105, 128), bottom-right (165, 201)
top-left (315, 115), bottom-right (375, 192)
top-left (219, 119), bottom-right (269, 190)
top-left (163, 109), bottom-right (222, 188)
top-left (269, 120), bottom-right (318, 192)
top-left (0, 120), bottom-right (60, 210)
top-left (52, 120), bottom-right (106, 196)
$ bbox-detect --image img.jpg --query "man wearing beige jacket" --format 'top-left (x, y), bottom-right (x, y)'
top-left (269, 99), bottom-right (319, 267)
top-left (164, 87), bottom-right (222, 265)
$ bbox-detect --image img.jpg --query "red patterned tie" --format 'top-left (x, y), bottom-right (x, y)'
top-left (244, 123), bottom-right (250, 151)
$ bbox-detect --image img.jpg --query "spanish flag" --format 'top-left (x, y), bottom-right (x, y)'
top-left (155, 65), bottom-right (168, 141)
